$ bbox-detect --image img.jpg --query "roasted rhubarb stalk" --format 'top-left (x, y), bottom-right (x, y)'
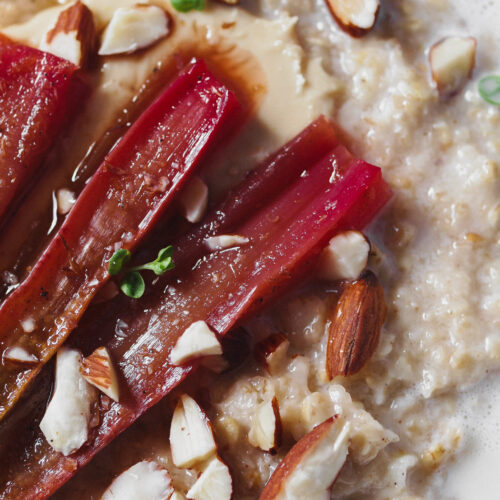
top-left (0, 36), bottom-right (88, 224)
top-left (0, 59), bottom-right (240, 420)
top-left (0, 119), bottom-right (391, 498)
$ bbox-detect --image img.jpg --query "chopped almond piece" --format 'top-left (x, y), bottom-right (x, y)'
top-left (99, 5), bottom-right (171, 56)
top-left (260, 416), bottom-right (350, 499)
top-left (429, 36), bottom-right (476, 97)
top-left (56, 188), bottom-right (76, 215)
top-left (186, 456), bottom-right (232, 500)
top-left (318, 230), bottom-right (370, 281)
top-left (169, 394), bottom-right (217, 468)
top-left (179, 176), bottom-right (209, 224)
top-left (254, 332), bottom-right (289, 374)
top-left (170, 321), bottom-right (222, 366)
top-left (40, 1), bottom-right (97, 67)
top-left (3, 346), bottom-right (38, 365)
top-left (248, 397), bottom-right (282, 453)
top-left (205, 234), bottom-right (249, 251)
top-left (102, 461), bottom-right (174, 500)
top-left (40, 347), bottom-right (97, 456)
top-left (81, 346), bottom-right (120, 402)
top-left (324, 0), bottom-right (380, 37)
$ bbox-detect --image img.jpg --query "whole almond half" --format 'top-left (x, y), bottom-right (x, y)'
top-left (41, 1), bottom-right (97, 68)
top-left (326, 270), bottom-right (387, 379)
top-left (324, 0), bottom-right (380, 37)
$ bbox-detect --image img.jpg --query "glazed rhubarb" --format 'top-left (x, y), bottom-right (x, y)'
top-left (0, 119), bottom-right (391, 498)
top-left (0, 36), bottom-right (87, 224)
top-left (0, 59), bottom-right (240, 420)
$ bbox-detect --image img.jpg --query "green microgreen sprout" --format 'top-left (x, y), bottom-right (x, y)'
top-left (171, 0), bottom-right (204, 13)
top-left (119, 271), bottom-right (145, 299)
top-left (108, 248), bottom-right (131, 276)
top-left (130, 245), bottom-right (175, 276)
top-left (108, 246), bottom-right (175, 299)
top-left (478, 75), bottom-right (500, 105)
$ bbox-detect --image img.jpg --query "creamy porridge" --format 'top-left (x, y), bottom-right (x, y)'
top-left (0, 0), bottom-right (499, 498)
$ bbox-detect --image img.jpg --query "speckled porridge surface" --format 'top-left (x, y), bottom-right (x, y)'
top-left (1, 0), bottom-right (500, 498)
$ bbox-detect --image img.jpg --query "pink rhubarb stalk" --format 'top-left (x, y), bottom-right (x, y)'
top-left (0, 35), bottom-right (88, 224)
top-left (0, 118), bottom-right (391, 499)
top-left (0, 59), bottom-right (240, 420)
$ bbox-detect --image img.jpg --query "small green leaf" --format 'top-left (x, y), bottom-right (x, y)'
top-left (120, 271), bottom-right (145, 299)
top-left (131, 246), bottom-right (175, 276)
top-left (171, 0), bottom-right (204, 12)
top-left (478, 75), bottom-right (500, 105)
top-left (108, 249), bottom-right (131, 275)
top-left (149, 246), bottom-right (175, 275)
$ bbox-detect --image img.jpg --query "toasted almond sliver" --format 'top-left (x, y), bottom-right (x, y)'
top-left (254, 332), bottom-right (289, 375)
top-left (40, 347), bottom-right (97, 456)
top-left (248, 396), bottom-right (282, 453)
top-left (169, 394), bottom-right (217, 468)
top-left (429, 36), bottom-right (476, 97)
top-left (179, 176), bottom-right (209, 224)
top-left (3, 346), bottom-right (38, 365)
top-left (102, 461), bottom-right (174, 500)
top-left (205, 234), bottom-right (249, 251)
top-left (318, 230), bottom-right (370, 281)
top-left (40, 1), bottom-right (97, 67)
top-left (81, 346), bottom-right (120, 402)
top-left (170, 320), bottom-right (222, 366)
top-left (324, 0), bottom-right (380, 37)
top-left (260, 416), bottom-right (350, 500)
top-left (99, 5), bottom-right (171, 56)
top-left (186, 456), bottom-right (233, 500)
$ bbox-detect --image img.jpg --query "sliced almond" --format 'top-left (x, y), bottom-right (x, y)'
top-left (81, 346), bottom-right (120, 402)
top-left (326, 270), bottom-right (387, 379)
top-left (429, 36), bottom-right (476, 97)
top-left (40, 1), bottom-right (97, 67)
top-left (3, 346), bottom-right (39, 365)
top-left (179, 176), bottom-right (209, 224)
top-left (324, 0), bottom-right (380, 37)
top-left (186, 456), bottom-right (233, 500)
top-left (205, 234), bottom-right (249, 251)
top-left (248, 396), bottom-right (282, 454)
top-left (99, 5), bottom-right (171, 56)
top-left (254, 332), bottom-right (289, 375)
top-left (102, 461), bottom-right (174, 500)
top-left (169, 394), bottom-right (217, 469)
top-left (170, 321), bottom-right (222, 366)
top-left (318, 231), bottom-right (370, 281)
top-left (40, 347), bottom-right (97, 456)
top-left (259, 416), bottom-right (350, 499)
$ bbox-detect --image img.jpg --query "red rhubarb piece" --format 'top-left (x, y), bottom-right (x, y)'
top-left (0, 59), bottom-right (240, 420)
top-left (0, 119), bottom-right (391, 499)
top-left (0, 36), bottom-right (88, 224)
